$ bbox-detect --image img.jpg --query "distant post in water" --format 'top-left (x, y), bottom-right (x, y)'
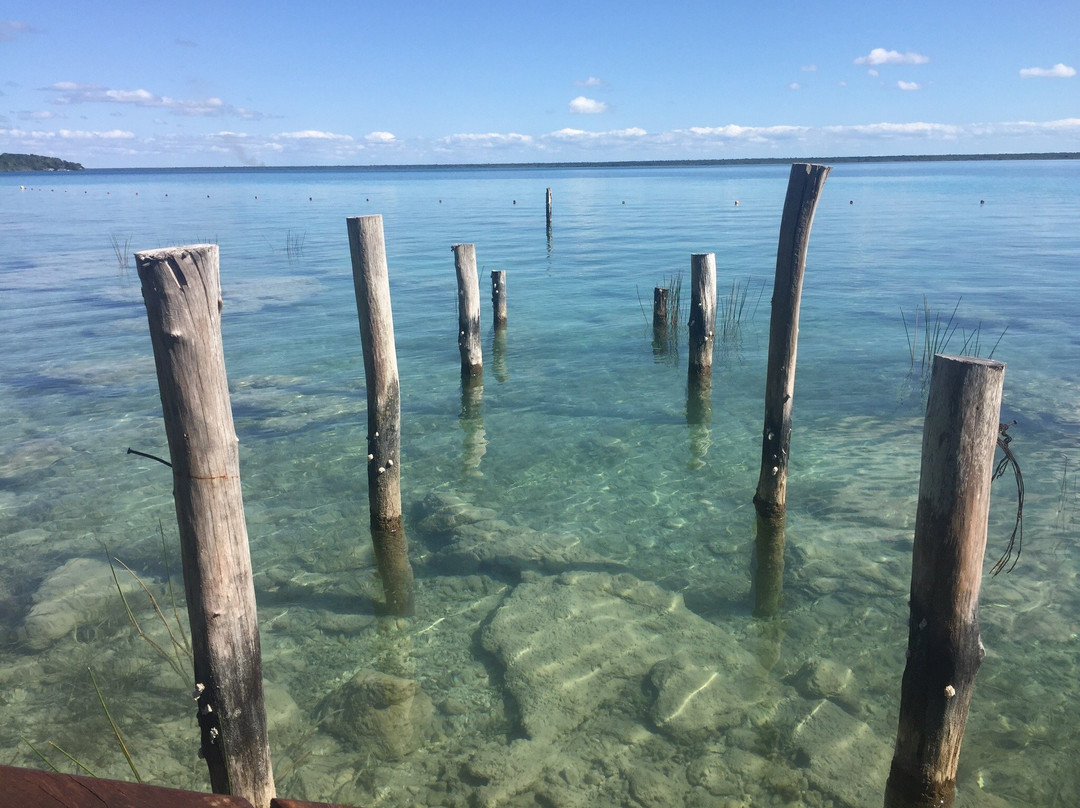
top-left (136, 244), bottom-right (275, 808)
top-left (453, 243), bottom-right (483, 378)
top-left (546, 187), bottom-right (553, 231)
top-left (347, 215), bottom-right (415, 617)
top-left (753, 162), bottom-right (831, 522)
top-left (885, 354), bottom-right (1005, 808)
top-left (491, 269), bottom-right (507, 328)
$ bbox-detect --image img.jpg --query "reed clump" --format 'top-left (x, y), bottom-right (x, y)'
top-left (719, 277), bottom-right (765, 346)
top-left (109, 234), bottom-right (131, 272)
top-left (901, 296), bottom-right (1007, 387)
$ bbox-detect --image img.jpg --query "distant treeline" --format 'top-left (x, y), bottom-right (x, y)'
top-left (1, 153), bottom-right (85, 172)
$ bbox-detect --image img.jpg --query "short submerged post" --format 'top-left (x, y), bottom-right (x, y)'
top-left (347, 215), bottom-right (415, 617)
top-left (491, 269), bottom-right (507, 328)
top-left (885, 354), bottom-right (1005, 808)
top-left (753, 162), bottom-right (831, 522)
top-left (453, 243), bottom-right (483, 378)
top-left (652, 286), bottom-right (669, 333)
top-left (136, 244), bottom-right (275, 808)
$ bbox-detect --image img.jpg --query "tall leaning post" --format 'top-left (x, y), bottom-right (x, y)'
top-left (347, 215), bottom-right (415, 617)
top-left (753, 162), bottom-right (831, 522)
top-left (136, 244), bottom-right (275, 808)
top-left (453, 243), bottom-right (483, 378)
top-left (884, 354), bottom-right (1005, 808)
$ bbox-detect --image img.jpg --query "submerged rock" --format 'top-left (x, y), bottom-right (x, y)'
top-left (481, 570), bottom-right (777, 742)
top-left (318, 668), bottom-right (435, 760)
top-left (20, 557), bottom-right (132, 650)
top-left (416, 490), bottom-right (623, 578)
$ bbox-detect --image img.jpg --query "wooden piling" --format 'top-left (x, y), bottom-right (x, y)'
top-left (347, 215), bottom-right (415, 617)
top-left (546, 187), bottom-right (553, 230)
top-left (491, 269), bottom-right (507, 328)
top-left (653, 286), bottom-right (669, 332)
top-left (687, 252), bottom-right (717, 380)
top-left (753, 162), bottom-right (831, 521)
top-left (136, 244), bottom-right (274, 808)
top-left (884, 354), bottom-right (1005, 808)
top-left (453, 243), bottom-right (483, 378)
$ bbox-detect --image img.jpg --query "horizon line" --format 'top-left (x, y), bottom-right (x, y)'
top-left (70, 150), bottom-right (1080, 172)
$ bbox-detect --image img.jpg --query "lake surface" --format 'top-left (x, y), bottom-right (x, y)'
top-left (2, 160), bottom-right (1078, 807)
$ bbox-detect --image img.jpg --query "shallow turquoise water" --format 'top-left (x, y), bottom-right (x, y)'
top-left (2, 161), bottom-right (1079, 806)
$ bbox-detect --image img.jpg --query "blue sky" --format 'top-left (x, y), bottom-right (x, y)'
top-left (2, 1), bottom-right (1077, 167)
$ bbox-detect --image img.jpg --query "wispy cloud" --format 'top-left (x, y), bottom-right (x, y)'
top-left (274, 130), bottom-right (354, 142)
top-left (801, 65), bottom-right (818, 73)
top-left (548, 127), bottom-right (646, 141)
top-left (574, 77), bottom-right (606, 87)
top-left (898, 81), bottom-right (921, 91)
top-left (788, 83), bottom-right (802, 91)
top-left (365, 131), bottom-right (396, 143)
top-left (569, 96), bottom-right (609, 114)
top-left (855, 48), bottom-right (930, 66)
top-left (1019, 63), bottom-right (1076, 78)
top-left (46, 82), bottom-right (267, 118)
top-left (0, 20), bottom-right (37, 41)
top-left (438, 132), bottom-right (534, 148)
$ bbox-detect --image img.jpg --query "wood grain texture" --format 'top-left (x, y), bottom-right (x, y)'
top-left (136, 245), bottom-right (274, 808)
top-left (347, 216), bottom-right (414, 616)
top-left (885, 354), bottom-right (1005, 808)
top-left (453, 243), bottom-right (483, 377)
top-left (754, 163), bottom-right (831, 520)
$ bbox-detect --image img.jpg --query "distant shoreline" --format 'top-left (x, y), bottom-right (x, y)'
top-left (69, 151), bottom-right (1080, 173)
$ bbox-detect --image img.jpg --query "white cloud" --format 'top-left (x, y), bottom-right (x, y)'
top-left (788, 83), bottom-right (802, 91)
top-left (46, 82), bottom-right (266, 118)
top-left (439, 132), bottom-right (534, 148)
top-left (365, 131), bottom-right (396, 143)
top-left (275, 130), bottom-right (354, 142)
top-left (575, 77), bottom-right (606, 87)
top-left (58, 128), bottom-right (135, 139)
top-left (855, 48), bottom-right (930, 66)
top-left (898, 81), bottom-right (921, 91)
top-left (569, 96), bottom-right (609, 114)
top-left (825, 121), bottom-right (962, 138)
top-left (548, 127), bottom-right (645, 140)
top-left (1019, 63), bottom-right (1076, 78)
top-left (0, 20), bottom-right (36, 41)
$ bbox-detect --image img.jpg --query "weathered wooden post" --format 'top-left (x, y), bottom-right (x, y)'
top-left (652, 286), bottom-right (669, 333)
top-left (753, 163), bottom-right (831, 521)
top-left (687, 252), bottom-right (717, 382)
top-left (136, 244), bottom-right (274, 808)
top-left (347, 215), bottom-right (415, 617)
top-left (885, 354), bottom-right (1005, 808)
top-left (491, 269), bottom-right (507, 328)
top-left (460, 376), bottom-right (487, 475)
top-left (453, 243), bottom-right (483, 378)
top-left (546, 187), bottom-right (553, 231)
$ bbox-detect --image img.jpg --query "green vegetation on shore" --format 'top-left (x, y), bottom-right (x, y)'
top-left (1, 153), bottom-right (84, 172)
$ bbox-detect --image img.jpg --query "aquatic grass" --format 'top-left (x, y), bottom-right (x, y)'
top-left (719, 277), bottom-right (765, 346)
top-left (109, 233), bottom-right (131, 272)
top-left (285, 229), bottom-right (306, 262)
top-left (901, 296), bottom-right (1008, 388)
top-left (105, 537), bottom-right (191, 683)
top-left (87, 666), bottom-right (142, 783)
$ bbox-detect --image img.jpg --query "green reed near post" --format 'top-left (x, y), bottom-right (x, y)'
top-left (347, 215), bottom-right (415, 617)
top-left (136, 244), bottom-right (275, 808)
top-left (885, 354), bottom-right (1005, 808)
top-left (754, 163), bottom-right (831, 522)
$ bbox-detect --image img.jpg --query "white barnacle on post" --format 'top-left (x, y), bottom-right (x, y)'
top-left (944, 685), bottom-right (956, 699)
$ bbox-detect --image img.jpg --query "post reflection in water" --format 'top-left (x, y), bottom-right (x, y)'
top-left (459, 374), bottom-right (487, 475)
top-left (686, 373), bottom-right (712, 469)
top-left (752, 513), bottom-right (786, 620)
